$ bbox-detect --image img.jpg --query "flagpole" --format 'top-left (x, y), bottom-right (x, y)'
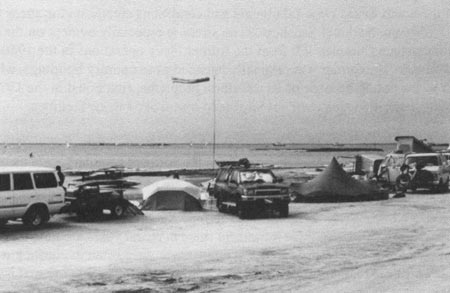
top-left (171, 76), bottom-right (214, 168)
top-left (212, 75), bottom-right (216, 169)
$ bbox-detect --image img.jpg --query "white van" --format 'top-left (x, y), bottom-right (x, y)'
top-left (0, 167), bottom-right (65, 227)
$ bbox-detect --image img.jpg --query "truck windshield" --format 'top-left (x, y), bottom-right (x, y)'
top-left (405, 156), bottom-right (438, 167)
top-left (240, 171), bottom-right (274, 183)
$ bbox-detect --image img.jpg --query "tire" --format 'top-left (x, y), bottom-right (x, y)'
top-left (111, 203), bottom-right (125, 218)
top-left (237, 204), bottom-right (249, 219)
top-left (23, 206), bottom-right (48, 228)
top-left (278, 203), bottom-right (289, 218)
top-left (217, 199), bottom-right (226, 213)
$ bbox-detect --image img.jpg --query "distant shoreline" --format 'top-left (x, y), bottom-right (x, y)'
top-left (254, 147), bottom-right (385, 152)
top-left (2, 142), bottom-right (397, 146)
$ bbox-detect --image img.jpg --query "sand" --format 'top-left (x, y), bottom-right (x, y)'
top-left (1, 191), bottom-right (450, 292)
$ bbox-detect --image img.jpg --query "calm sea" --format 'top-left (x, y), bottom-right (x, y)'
top-left (0, 143), bottom-right (394, 171)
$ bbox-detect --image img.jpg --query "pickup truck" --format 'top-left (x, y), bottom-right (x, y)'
top-left (211, 166), bottom-right (290, 219)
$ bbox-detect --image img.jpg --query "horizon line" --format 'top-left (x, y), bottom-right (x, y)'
top-left (0, 142), bottom-right (400, 146)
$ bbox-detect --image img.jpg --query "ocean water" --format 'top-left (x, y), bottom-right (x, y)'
top-left (0, 143), bottom-right (394, 171)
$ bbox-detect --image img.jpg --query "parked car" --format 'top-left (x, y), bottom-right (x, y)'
top-left (0, 167), bottom-right (65, 227)
top-left (211, 166), bottom-right (290, 219)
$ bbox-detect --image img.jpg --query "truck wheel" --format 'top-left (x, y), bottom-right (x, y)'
top-left (439, 179), bottom-right (449, 192)
top-left (23, 206), bottom-right (48, 228)
top-left (279, 203), bottom-right (289, 218)
top-left (217, 198), bottom-right (226, 213)
top-left (111, 203), bottom-right (125, 218)
top-left (237, 204), bottom-right (249, 219)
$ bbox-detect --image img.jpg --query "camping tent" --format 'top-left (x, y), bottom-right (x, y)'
top-left (293, 157), bottom-right (389, 202)
top-left (141, 179), bottom-right (203, 211)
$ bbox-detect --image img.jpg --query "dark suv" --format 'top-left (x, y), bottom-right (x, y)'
top-left (212, 166), bottom-right (290, 219)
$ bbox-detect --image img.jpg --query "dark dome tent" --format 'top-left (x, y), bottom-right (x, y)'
top-left (141, 179), bottom-right (203, 211)
top-left (293, 157), bottom-right (389, 202)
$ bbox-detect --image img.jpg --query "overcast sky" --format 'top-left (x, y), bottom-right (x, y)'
top-left (1, 0), bottom-right (449, 144)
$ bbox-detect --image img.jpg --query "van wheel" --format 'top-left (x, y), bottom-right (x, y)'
top-left (111, 203), bottom-right (125, 218)
top-left (23, 206), bottom-right (48, 228)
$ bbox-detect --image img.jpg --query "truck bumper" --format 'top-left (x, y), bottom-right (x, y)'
top-left (241, 195), bottom-right (290, 202)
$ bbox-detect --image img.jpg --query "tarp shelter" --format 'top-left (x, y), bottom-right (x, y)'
top-left (293, 157), bottom-right (389, 202)
top-left (141, 179), bottom-right (203, 211)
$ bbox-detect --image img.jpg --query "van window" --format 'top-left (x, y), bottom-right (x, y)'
top-left (0, 174), bottom-right (10, 191)
top-left (34, 173), bottom-right (58, 188)
top-left (13, 173), bottom-right (34, 190)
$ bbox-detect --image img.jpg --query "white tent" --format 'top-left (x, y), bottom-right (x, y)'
top-left (142, 179), bottom-right (202, 200)
top-left (141, 179), bottom-right (206, 211)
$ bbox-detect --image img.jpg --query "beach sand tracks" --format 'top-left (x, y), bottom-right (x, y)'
top-left (65, 270), bottom-right (251, 293)
top-left (242, 227), bottom-right (445, 281)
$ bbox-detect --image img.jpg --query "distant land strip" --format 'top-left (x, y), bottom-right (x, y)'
top-left (253, 147), bottom-right (385, 152)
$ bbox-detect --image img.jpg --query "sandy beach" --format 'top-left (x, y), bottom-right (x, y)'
top-left (1, 190), bottom-right (450, 292)
top-left (2, 0), bottom-right (449, 291)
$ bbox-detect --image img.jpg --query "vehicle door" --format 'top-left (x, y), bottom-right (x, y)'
top-left (213, 168), bottom-right (229, 198)
top-left (33, 172), bottom-right (64, 214)
top-left (227, 170), bottom-right (241, 202)
top-left (0, 173), bottom-right (14, 218)
top-left (11, 173), bottom-right (35, 217)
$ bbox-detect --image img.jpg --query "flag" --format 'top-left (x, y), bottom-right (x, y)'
top-left (172, 77), bottom-right (210, 84)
